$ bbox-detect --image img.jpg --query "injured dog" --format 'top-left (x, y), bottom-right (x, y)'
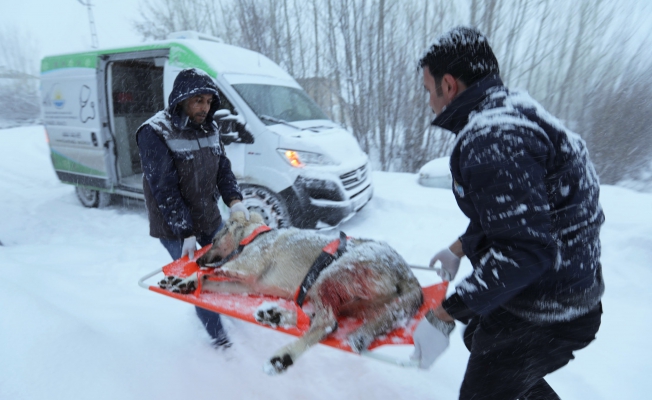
top-left (161, 211), bottom-right (423, 374)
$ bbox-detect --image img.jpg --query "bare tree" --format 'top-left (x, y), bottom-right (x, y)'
top-left (0, 25), bottom-right (40, 126)
top-left (133, 0), bottom-right (223, 40)
top-left (131, 0), bottom-right (652, 183)
top-left (586, 69), bottom-right (652, 184)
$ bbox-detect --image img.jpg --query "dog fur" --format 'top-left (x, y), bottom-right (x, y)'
top-left (166, 211), bottom-right (423, 374)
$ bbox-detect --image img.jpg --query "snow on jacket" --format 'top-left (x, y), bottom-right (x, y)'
top-left (438, 75), bottom-right (605, 324)
top-left (136, 68), bottom-right (242, 239)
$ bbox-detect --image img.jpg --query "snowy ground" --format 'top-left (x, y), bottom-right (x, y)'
top-left (1, 125), bottom-right (651, 400)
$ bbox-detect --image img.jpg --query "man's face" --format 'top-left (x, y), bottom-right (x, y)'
top-left (423, 68), bottom-right (448, 115)
top-left (182, 93), bottom-right (214, 124)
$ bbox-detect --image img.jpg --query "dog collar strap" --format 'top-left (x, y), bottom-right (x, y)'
top-left (202, 225), bottom-right (273, 269)
top-left (295, 231), bottom-right (351, 307)
top-left (239, 225), bottom-right (272, 246)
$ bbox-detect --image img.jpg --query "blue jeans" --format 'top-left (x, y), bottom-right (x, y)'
top-left (160, 223), bottom-right (228, 343)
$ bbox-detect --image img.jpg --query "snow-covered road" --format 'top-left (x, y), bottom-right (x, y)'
top-left (1, 125), bottom-right (650, 399)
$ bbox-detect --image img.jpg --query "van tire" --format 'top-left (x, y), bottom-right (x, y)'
top-left (241, 186), bottom-right (291, 229)
top-left (75, 187), bottom-right (112, 208)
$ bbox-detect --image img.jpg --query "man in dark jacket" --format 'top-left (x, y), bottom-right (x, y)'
top-left (410, 27), bottom-right (605, 399)
top-left (137, 68), bottom-right (250, 348)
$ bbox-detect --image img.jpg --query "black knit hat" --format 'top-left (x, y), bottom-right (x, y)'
top-left (419, 26), bottom-right (499, 86)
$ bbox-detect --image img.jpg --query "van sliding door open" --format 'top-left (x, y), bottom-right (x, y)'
top-left (103, 53), bottom-right (167, 193)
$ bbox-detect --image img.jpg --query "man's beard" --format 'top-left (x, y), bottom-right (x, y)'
top-left (191, 113), bottom-right (207, 124)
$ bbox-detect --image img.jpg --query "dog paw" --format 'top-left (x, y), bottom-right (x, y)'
top-left (158, 275), bottom-right (197, 294)
top-left (158, 276), bottom-right (181, 290)
top-left (263, 354), bottom-right (293, 375)
top-left (254, 303), bottom-right (294, 328)
top-left (256, 307), bottom-right (282, 327)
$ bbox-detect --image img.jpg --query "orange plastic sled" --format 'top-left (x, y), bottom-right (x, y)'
top-left (139, 245), bottom-right (448, 367)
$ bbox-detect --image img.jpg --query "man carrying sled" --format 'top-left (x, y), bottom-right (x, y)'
top-left (411, 26), bottom-right (605, 399)
top-left (137, 68), bottom-right (250, 349)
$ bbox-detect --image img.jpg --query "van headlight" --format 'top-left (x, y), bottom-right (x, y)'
top-left (277, 149), bottom-right (337, 167)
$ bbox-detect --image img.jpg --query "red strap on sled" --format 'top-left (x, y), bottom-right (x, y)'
top-left (321, 235), bottom-right (352, 255)
top-left (240, 225), bottom-right (272, 246)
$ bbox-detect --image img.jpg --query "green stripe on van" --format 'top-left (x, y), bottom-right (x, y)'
top-left (41, 54), bottom-right (97, 71)
top-left (41, 43), bottom-right (217, 77)
top-left (51, 150), bottom-right (106, 177)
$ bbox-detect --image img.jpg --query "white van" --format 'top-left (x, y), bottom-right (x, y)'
top-left (40, 31), bottom-right (373, 229)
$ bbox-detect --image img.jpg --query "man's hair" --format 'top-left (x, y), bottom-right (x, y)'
top-left (419, 26), bottom-right (500, 87)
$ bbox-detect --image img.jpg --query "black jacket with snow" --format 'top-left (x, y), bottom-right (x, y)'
top-left (437, 75), bottom-right (605, 324)
top-left (136, 68), bottom-right (242, 239)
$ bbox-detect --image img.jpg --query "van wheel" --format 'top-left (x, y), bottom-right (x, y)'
top-left (75, 187), bottom-right (112, 208)
top-left (241, 186), bottom-right (291, 229)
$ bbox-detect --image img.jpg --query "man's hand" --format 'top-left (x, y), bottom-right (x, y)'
top-left (229, 201), bottom-right (250, 220)
top-left (181, 236), bottom-right (197, 260)
top-left (410, 310), bottom-right (456, 369)
top-left (429, 248), bottom-right (461, 281)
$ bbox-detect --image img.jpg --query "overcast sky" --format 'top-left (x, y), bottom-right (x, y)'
top-left (0, 0), bottom-right (142, 59)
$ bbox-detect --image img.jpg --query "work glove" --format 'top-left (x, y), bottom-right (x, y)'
top-left (230, 201), bottom-right (250, 220)
top-left (410, 311), bottom-right (456, 369)
top-left (429, 248), bottom-right (461, 281)
top-left (181, 236), bottom-right (197, 260)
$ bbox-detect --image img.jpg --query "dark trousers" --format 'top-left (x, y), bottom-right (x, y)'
top-left (460, 304), bottom-right (602, 400)
top-left (159, 225), bottom-right (228, 343)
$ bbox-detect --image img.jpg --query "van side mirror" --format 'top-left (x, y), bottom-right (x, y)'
top-left (214, 109), bottom-right (231, 120)
top-left (214, 109), bottom-right (254, 145)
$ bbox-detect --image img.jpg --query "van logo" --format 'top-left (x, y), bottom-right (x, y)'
top-left (53, 86), bottom-right (65, 109)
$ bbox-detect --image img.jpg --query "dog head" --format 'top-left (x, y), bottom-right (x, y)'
top-left (197, 211), bottom-right (265, 266)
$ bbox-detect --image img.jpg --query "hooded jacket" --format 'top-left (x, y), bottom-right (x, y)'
top-left (136, 68), bottom-right (242, 239)
top-left (437, 75), bottom-right (605, 324)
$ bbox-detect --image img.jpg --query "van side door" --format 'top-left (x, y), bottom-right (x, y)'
top-left (97, 49), bottom-right (169, 195)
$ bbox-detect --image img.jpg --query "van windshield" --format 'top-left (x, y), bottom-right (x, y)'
top-left (232, 84), bottom-right (328, 124)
